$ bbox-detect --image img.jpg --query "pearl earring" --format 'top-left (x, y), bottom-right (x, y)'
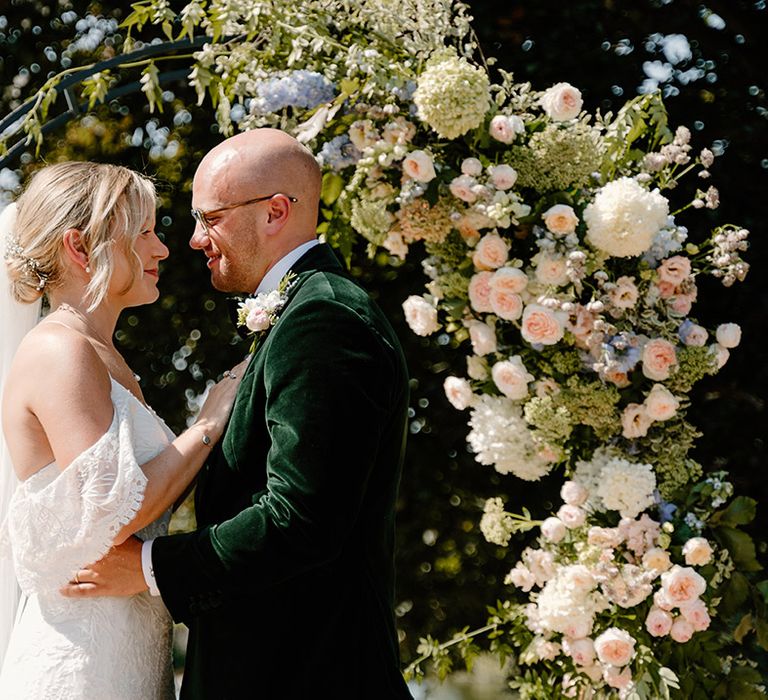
top-left (85, 265), bottom-right (91, 273)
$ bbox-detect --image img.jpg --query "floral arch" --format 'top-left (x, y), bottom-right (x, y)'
top-left (2, 1), bottom-right (765, 697)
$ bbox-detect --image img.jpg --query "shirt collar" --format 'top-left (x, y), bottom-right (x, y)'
top-left (255, 239), bottom-right (319, 295)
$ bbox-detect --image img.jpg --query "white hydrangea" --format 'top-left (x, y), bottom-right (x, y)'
top-left (584, 177), bottom-right (670, 258)
top-left (467, 395), bottom-right (554, 480)
top-left (596, 458), bottom-right (656, 519)
top-left (413, 51), bottom-right (491, 139)
top-left (536, 565), bottom-right (603, 638)
top-left (480, 497), bottom-right (514, 546)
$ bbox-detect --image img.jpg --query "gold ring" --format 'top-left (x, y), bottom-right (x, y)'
top-left (74, 572), bottom-right (81, 585)
top-left (223, 370), bottom-right (231, 378)
top-left (229, 372), bottom-right (237, 379)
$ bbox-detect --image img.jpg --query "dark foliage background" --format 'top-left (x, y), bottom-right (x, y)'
top-left (1, 0), bottom-right (766, 667)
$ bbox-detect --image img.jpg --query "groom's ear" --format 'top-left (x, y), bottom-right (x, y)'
top-left (263, 195), bottom-right (292, 233)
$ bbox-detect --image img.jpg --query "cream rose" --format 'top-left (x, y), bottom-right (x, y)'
top-left (716, 323), bottom-right (742, 349)
top-left (541, 517), bottom-right (567, 543)
top-left (473, 232), bottom-right (510, 270)
top-left (621, 403), bottom-right (653, 439)
top-left (467, 320), bottom-right (497, 356)
top-left (711, 343), bottom-right (730, 370)
top-left (490, 289), bottom-right (524, 321)
top-left (534, 253), bottom-right (569, 287)
top-left (645, 607), bottom-right (674, 637)
top-left (661, 565), bottom-right (707, 606)
top-left (670, 617), bottom-right (694, 643)
top-left (644, 384), bottom-right (680, 422)
top-left (603, 666), bottom-right (633, 691)
top-left (557, 504), bottom-right (586, 529)
top-left (488, 164), bottom-right (518, 190)
top-left (490, 266), bottom-right (528, 294)
top-left (402, 149), bottom-right (436, 182)
top-left (561, 480), bottom-right (588, 507)
top-left (657, 256), bottom-right (692, 286)
top-left (466, 355), bottom-right (489, 380)
top-left (587, 526), bottom-right (622, 549)
top-left (521, 304), bottom-right (565, 346)
top-left (468, 271), bottom-right (494, 313)
top-left (653, 589), bottom-right (675, 611)
top-left (594, 628), bottom-right (636, 667)
top-left (443, 376), bottom-right (474, 410)
top-left (642, 547), bottom-right (672, 573)
top-left (679, 598), bottom-right (711, 631)
top-left (540, 82), bottom-right (583, 121)
top-left (563, 637), bottom-right (595, 667)
top-left (492, 355), bottom-right (534, 400)
top-left (461, 157), bottom-right (483, 176)
top-left (449, 174), bottom-right (478, 203)
top-left (682, 537), bottom-right (713, 566)
top-left (402, 296), bottom-right (439, 336)
top-left (642, 338), bottom-right (678, 381)
top-left (489, 114), bottom-right (524, 143)
top-left (542, 203), bottom-right (579, 235)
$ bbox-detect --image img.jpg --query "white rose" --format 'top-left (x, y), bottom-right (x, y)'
top-left (644, 384), bottom-right (680, 422)
top-left (492, 355), bottom-right (534, 400)
top-left (621, 403), bottom-right (653, 438)
top-left (467, 320), bottom-right (497, 356)
top-left (716, 323), bottom-right (742, 349)
top-left (402, 295), bottom-right (439, 336)
top-left (534, 253), bottom-right (569, 287)
top-left (540, 82), bottom-right (583, 121)
top-left (560, 481), bottom-right (588, 507)
top-left (521, 304), bottom-right (565, 346)
top-left (402, 149), bottom-right (436, 182)
top-left (461, 157), bottom-right (483, 176)
top-left (642, 547), bottom-right (672, 573)
top-left (557, 504), bottom-right (586, 529)
top-left (489, 114), bottom-right (524, 143)
top-left (661, 565), bottom-right (707, 606)
top-left (488, 164), bottom-right (518, 190)
top-left (506, 563), bottom-right (536, 592)
top-left (680, 322), bottom-right (708, 347)
top-left (711, 343), bottom-right (730, 369)
top-left (541, 517), bottom-right (567, 543)
top-left (542, 204), bottom-right (579, 235)
top-left (449, 174), bottom-right (478, 203)
top-left (682, 537), bottom-right (713, 566)
top-left (466, 355), bottom-right (489, 380)
top-left (473, 232), bottom-right (510, 270)
top-left (594, 628), bottom-right (636, 667)
top-left (490, 266), bottom-right (528, 294)
top-left (669, 617), bottom-right (694, 643)
top-left (443, 376), bottom-right (474, 410)
top-left (563, 638), bottom-right (595, 667)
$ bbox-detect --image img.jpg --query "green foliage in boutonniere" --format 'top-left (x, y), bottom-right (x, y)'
top-left (236, 272), bottom-right (297, 353)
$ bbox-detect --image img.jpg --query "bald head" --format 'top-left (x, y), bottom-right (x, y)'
top-left (196, 128), bottom-right (322, 231)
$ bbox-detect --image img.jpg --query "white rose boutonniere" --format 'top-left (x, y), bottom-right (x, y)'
top-left (236, 272), bottom-right (296, 352)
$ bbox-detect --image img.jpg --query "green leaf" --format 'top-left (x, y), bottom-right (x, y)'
top-left (733, 613), bottom-right (754, 643)
top-left (711, 496), bottom-right (757, 527)
top-left (755, 616), bottom-right (768, 651)
top-left (720, 571), bottom-right (750, 615)
top-left (717, 526), bottom-right (763, 572)
top-left (756, 579), bottom-right (768, 604)
top-left (321, 173), bottom-right (344, 206)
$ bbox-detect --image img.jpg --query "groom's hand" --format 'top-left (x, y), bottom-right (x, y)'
top-left (60, 536), bottom-right (148, 598)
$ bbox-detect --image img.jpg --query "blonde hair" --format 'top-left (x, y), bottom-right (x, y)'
top-left (5, 161), bottom-right (156, 307)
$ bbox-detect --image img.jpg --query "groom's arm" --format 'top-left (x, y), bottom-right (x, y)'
top-left (151, 294), bottom-right (406, 623)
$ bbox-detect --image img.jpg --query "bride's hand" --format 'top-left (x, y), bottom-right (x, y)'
top-left (192, 358), bottom-right (249, 443)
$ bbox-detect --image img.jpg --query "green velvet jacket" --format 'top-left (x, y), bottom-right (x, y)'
top-left (152, 244), bottom-right (413, 699)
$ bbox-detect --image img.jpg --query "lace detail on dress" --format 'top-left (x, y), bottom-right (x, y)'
top-left (0, 378), bottom-right (177, 699)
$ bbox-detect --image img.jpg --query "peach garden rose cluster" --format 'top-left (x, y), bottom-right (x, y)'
top-left (93, 0), bottom-right (764, 696)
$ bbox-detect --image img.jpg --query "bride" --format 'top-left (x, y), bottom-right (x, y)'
top-left (0, 161), bottom-right (245, 699)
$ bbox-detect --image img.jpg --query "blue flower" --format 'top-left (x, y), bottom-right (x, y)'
top-left (252, 70), bottom-right (336, 114)
top-left (600, 332), bottom-right (641, 373)
top-left (317, 135), bottom-right (362, 171)
top-left (653, 489), bottom-right (677, 523)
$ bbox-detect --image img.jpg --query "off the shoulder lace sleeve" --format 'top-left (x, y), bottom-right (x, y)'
top-left (1, 391), bottom-right (148, 595)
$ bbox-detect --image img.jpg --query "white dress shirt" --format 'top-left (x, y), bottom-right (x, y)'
top-left (141, 239), bottom-right (320, 595)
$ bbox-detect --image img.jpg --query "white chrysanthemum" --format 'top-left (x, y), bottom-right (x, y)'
top-left (584, 177), bottom-right (669, 258)
top-left (467, 395), bottom-right (554, 480)
top-left (413, 51), bottom-right (491, 139)
top-left (596, 458), bottom-right (656, 519)
top-left (536, 565), bottom-right (602, 638)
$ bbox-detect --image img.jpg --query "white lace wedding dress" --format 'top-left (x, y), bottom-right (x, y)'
top-left (0, 377), bottom-right (177, 700)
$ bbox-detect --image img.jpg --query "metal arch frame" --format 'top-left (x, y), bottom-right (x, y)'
top-left (0, 36), bottom-right (210, 169)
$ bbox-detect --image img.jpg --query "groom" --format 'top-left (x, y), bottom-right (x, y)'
top-left (69, 129), bottom-right (413, 699)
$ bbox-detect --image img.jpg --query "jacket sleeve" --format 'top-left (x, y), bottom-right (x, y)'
top-left (151, 295), bottom-right (402, 622)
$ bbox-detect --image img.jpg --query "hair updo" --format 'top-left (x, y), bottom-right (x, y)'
top-left (5, 161), bottom-right (156, 307)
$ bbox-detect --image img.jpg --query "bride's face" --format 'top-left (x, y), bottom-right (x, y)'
top-left (108, 219), bottom-right (169, 307)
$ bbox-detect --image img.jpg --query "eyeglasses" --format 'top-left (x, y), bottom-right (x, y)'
top-left (191, 193), bottom-right (298, 234)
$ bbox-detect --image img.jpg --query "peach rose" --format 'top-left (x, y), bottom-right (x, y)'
top-left (661, 565), bottom-right (707, 606)
top-left (587, 526), bottom-right (622, 549)
top-left (467, 320), bottom-right (497, 356)
top-left (468, 271), bottom-right (494, 313)
top-left (534, 253), bottom-right (569, 287)
top-left (540, 82), bottom-right (583, 121)
top-left (461, 157), bottom-right (483, 177)
top-left (603, 665), bottom-right (633, 690)
top-left (443, 376), bottom-right (474, 410)
top-left (563, 638), bottom-right (595, 667)
top-left (488, 164), bottom-right (518, 191)
top-left (670, 617), bottom-right (694, 643)
top-left (670, 292), bottom-right (696, 315)
top-left (490, 266), bottom-right (528, 294)
top-left (521, 304), bottom-right (565, 346)
top-left (449, 174), bottom-right (478, 203)
top-left (621, 403), bottom-right (653, 439)
top-left (473, 232), bottom-right (510, 270)
top-left (402, 296), bottom-right (439, 336)
top-left (682, 537), bottom-right (713, 566)
top-left (644, 384), bottom-right (679, 422)
top-left (679, 598), bottom-right (711, 631)
top-left (492, 356), bottom-right (534, 400)
top-left (642, 547), bottom-right (672, 573)
top-left (653, 589), bottom-right (675, 611)
top-left (490, 289), bottom-right (524, 321)
top-left (656, 280), bottom-right (677, 299)
top-left (594, 628), bottom-right (636, 667)
top-left (658, 256), bottom-right (691, 286)
top-left (402, 149), bottom-right (436, 182)
top-left (642, 338), bottom-right (677, 381)
top-left (542, 204), bottom-right (579, 235)
top-left (645, 607), bottom-right (673, 637)
top-left (489, 114), bottom-right (524, 143)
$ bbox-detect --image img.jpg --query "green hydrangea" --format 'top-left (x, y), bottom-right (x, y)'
top-left (558, 376), bottom-right (621, 441)
top-left (509, 122), bottom-right (603, 192)
top-left (667, 345), bottom-right (717, 393)
top-left (524, 396), bottom-right (573, 443)
top-left (413, 50), bottom-right (491, 140)
top-left (542, 349), bottom-right (584, 377)
top-left (425, 229), bottom-right (470, 269)
top-left (350, 197), bottom-right (394, 244)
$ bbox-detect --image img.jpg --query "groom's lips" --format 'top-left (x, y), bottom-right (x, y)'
top-left (206, 254), bottom-right (221, 268)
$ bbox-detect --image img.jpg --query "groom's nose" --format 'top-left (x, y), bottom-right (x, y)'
top-left (189, 226), bottom-right (209, 250)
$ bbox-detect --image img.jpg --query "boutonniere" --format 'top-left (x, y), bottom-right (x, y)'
top-left (236, 272), bottom-right (297, 353)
